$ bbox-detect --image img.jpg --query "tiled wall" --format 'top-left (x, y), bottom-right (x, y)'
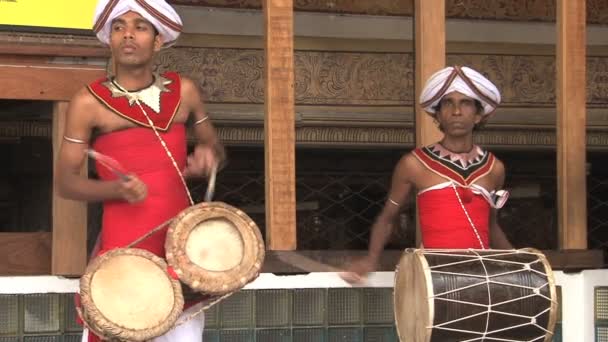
top-left (0, 287), bottom-right (566, 342)
top-left (597, 287), bottom-right (608, 342)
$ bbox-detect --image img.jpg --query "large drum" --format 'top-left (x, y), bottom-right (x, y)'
top-left (394, 248), bottom-right (558, 342)
top-left (79, 248), bottom-right (184, 341)
top-left (165, 202), bottom-right (265, 296)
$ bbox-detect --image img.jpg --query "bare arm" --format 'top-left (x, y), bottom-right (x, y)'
top-left (181, 77), bottom-right (226, 177)
top-left (489, 160), bottom-right (513, 249)
top-left (56, 89), bottom-right (144, 203)
top-left (368, 154), bottom-right (415, 261)
top-left (341, 154), bottom-right (415, 283)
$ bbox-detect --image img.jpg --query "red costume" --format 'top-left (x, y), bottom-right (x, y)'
top-left (413, 143), bottom-right (504, 249)
top-left (78, 72), bottom-right (191, 342)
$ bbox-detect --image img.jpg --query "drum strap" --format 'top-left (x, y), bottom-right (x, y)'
top-left (451, 182), bottom-right (486, 249)
top-left (110, 80), bottom-right (195, 206)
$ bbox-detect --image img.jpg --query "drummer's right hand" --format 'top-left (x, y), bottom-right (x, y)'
top-left (116, 174), bottom-right (147, 203)
top-left (339, 256), bottom-right (377, 285)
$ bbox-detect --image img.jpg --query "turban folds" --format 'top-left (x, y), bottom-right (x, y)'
top-left (419, 66), bottom-right (501, 116)
top-left (93, 0), bottom-right (182, 47)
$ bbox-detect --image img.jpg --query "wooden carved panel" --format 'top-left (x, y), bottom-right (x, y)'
top-left (155, 47), bottom-right (608, 106)
top-left (169, 0), bottom-right (608, 24)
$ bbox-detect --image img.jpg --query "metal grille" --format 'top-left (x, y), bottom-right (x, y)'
top-left (296, 172), bottom-right (390, 250)
top-left (497, 180), bottom-right (558, 250)
top-left (187, 148), bottom-right (608, 253)
top-left (588, 176), bottom-right (608, 254)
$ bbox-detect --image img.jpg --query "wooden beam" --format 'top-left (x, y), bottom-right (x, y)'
top-left (0, 233), bottom-right (51, 275)
top-left (0, 43), bottom-right (108, 58)
top-left (261, 249), bottom-right (604, 274)
top-left (556, 0), bottom-right (587, 249)
top-left (52, 102), bottom-right (87, 276)
top-left (263, 0), bottom-right (297, 250)
top-left (414, 0), bottom-right (445, 246)
top-left (414, 0), bottom-right (445, 147)
top-left (0, 64), bottom-right (105, 101)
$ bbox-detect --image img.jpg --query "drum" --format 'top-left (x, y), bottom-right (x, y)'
top-left (79, 248), bottom-right (184, 341)
top-left (394, 248), bottom-right (557, 342)
top-left (165, 202), bottom-right (265, 296)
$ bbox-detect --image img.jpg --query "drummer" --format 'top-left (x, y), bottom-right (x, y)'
top-left (342, 66), bottom-right (513, 283)
top-left (56, 0), bottom-right (224, 340)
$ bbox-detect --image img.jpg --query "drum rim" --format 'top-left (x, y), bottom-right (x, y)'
top-left (165, 201), bottom-right (265, 295)
top-left (394, 248), bottom-right (433, 342)
top-left (520, 247), bottom-right (559, 342)
top-left (79, 248), bottom-right (184, 341)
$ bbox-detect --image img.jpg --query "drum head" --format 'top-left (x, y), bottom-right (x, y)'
top-left (166, 202), bottom-right (265, 295)
top-left (80, 248), bottom-right (184, 341)
top-left (394, 249), bottom-right (432, 342)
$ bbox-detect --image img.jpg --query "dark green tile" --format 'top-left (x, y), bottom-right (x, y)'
top-left (256, 328), bottom-right (291, 342)
top-left (220, 291), bottom-right (253, 329)
top-left (363, 289), bottom-right (393, 325)
top-left (293, 328), bottom-right (325, 342)
top-left (553, 323), bottom-right (562, 342)
top-left (23, 337), bottom-right (61, 342)
top-left (219, 329), bottom-right (254, 342)
top-left (293, 289), bottom-right (325, 326)
top-left (64, 335), bottom-right (83, 342)
top-left (205, 303), bottom-right (219, 329)
top-left (63, 294), bottom-right (81, 333)
top-left (23, 294), bottom-right (60, 333)
top-left (364, 326), bottom-right (397, 342)
top-left (0, 295), bottom-right (19, 335)
top-left (597, 325), bottom-right (608, 342)
top-left (256, 290), bottom-right (291, 327)
top-left (328, 288), bottom-right (361, 325)
top-left (0, 338), bottom-right (19, 342)
top-left (596, 287), bottom-right (608, 321)
top-left (203, 329), bottom-right (220, 342)
top-left (328, 327), bottom-right (363, 342)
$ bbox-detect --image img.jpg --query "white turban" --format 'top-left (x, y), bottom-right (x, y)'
top-left (420, 66), bottom-right (501, 116)
top-left (93, 0), bottom-right (182, 47)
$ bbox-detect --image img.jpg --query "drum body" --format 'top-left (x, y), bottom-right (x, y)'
top-left (79, 248), bottom-right (184, 341)
top-left (394, 248), bottom-right (557, 342)
top-left (165, 202), bottom-right (265, 296)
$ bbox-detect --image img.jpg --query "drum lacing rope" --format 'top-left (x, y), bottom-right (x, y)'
top-left (424, 249), bottom-right (556, 342)
top-left (110, 84), bottom-right (228, 323)
top-left (451, 182), bottom-right (486, 249)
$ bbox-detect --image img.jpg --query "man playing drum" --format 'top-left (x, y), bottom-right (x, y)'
top-left (56, 0), bottom-right (223, 340)
top-left (343, 66), bottom-right (513, 283)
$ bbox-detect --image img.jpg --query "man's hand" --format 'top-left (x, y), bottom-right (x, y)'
top-left (183, 145), bottom-right (218, 178)
top-left (339, 255), bottom-right (378, 285)
top-left (117, 174), bottom-right (148, 203)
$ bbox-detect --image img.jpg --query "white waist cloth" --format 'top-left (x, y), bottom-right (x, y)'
top-left (81, 302), bottom-right (206, 342)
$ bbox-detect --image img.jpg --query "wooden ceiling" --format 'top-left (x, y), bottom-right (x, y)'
top-left (169, 0), bottom-right (608, 24)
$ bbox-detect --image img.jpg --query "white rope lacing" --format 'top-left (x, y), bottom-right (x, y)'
top-left (423, 249), bottom-right (556, 342)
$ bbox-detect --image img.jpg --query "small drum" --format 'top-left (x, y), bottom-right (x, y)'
top-left (79, 248), bottom-right (184, 341)
top-left (394, 248), bottom-right (557, 342)
top-left (165, 202), bottom-right (265, 296)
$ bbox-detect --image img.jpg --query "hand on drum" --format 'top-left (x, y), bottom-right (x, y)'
top-left (339, 255), bottom-right (377, 285)
top-left (183, 145), bottom-right (218, 178)
top-left (116, 174), bottom-right (148, 203)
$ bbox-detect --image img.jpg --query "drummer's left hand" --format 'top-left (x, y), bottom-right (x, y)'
top-left (183, 145), bottom-right (217, 178)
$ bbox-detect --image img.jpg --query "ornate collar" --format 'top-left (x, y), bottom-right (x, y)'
top-left (413, 143), bottom-right (495, 186)
top-left (428, 143), bottom-right (485, 170)
top-left (87, 71), bottom-right (181, 131)
top-left (103, 74), bottom-right (172, 114)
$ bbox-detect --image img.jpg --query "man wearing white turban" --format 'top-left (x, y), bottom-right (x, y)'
top-left (342, 65), bottom-right (512, 284)
top-left (56, 1), bottom-right (223, 341)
